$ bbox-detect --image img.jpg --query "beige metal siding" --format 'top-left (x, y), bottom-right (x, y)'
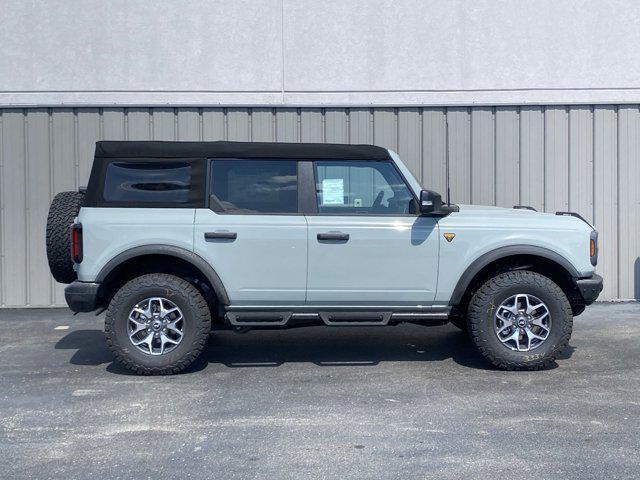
top-left (0, 106), bottom-right (638, 307)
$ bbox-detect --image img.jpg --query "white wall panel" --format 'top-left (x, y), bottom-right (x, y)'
top-left (5, 1), bottom-right (640, 107)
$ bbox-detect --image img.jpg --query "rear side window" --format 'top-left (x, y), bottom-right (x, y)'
top-left (103, 162), bottom-right (192, 203)
top-left (211, 159), bottom-right (298, 214)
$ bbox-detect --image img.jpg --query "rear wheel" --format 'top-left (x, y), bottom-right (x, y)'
top-left (105, 274), bottom-right (211, 375)
top-left (467, 270), bottom-right (572, 370)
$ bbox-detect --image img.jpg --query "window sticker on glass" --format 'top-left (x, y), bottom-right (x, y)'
top-left (322, 178), bottom-right (344, 205)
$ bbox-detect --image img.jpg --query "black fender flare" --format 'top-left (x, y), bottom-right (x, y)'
top-left (449, 245), bottom-right (580, 306)
top-left (96, 244), bottom-right (230, 305)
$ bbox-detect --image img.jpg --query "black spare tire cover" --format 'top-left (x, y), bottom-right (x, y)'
top-left (46, 191), bottom-right (85, 284)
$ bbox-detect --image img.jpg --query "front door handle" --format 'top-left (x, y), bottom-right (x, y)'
top-left (205, 231), bottom-right (237, 240)
top-left (317, 232), bottom-right (349, 241)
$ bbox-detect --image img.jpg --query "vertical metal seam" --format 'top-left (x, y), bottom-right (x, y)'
top-left (418, 107), bottom-right (423, 183)
top-left (223, 107), bottom-right (228, 140)
top-left (99, 107), bottom-right (104, 140)
top-left (150, 108), bottom-right (155, 139)
top-left (23, 110), bottom-right (30, 306)
top-left (198, 107), bottom-right (203, 141)
top-left (0, 110), bottom-right (4, 306)
top-left (173, 107), bottom-right (178, 140)
top-left (124, 108), bottom-right (129, 141)
top-left (394, 107), bottom-right (399, 151)
top-left (567, 106), bottom-right (572, 210)
top-left (516, 106), bottom-right (521, 205)
top-left (346, 108), bottom-right (351, 144)
top-left (321, 108), bottom-right (326, 143)
top-left (445, 107), bottom-right (450, 204)
top-left (542, 105), bottom-right (547, 212)
top-left (73, 108), bottom-right (79, 190)
top-left (48, 108), bottom-right (54, 306)
top-left (566, 105), bottom-right (572, 211)
top-left (469, 108), bottom-right (474, 203)
top-left (615, 105), bottom-right (621, 298)
top-left (591, 105), bottom-right (596, 227)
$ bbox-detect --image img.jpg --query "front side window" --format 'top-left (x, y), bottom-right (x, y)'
top-left (211, 159), bottom-right (298, 214)
top-left (103, 162), bottom-right (191, 203)
top-left (314, 160), bottom-right (416, 215)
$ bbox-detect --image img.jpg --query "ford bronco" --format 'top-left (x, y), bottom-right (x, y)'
top-left (46, 141), bottom-right (603, 374)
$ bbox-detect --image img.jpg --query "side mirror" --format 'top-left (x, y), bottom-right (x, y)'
top-left (419, 190), bottom-right (442, 214)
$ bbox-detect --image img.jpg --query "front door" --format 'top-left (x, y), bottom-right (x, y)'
top-left (194, 159), bottom-right (307, 306)
top-left (305, 160), bottom-right (439, 306)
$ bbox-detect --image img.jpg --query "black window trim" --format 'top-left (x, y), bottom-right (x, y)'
top-left (207, 157), bottom-right (304, 216)
top-left (204, 157), bottom-right (420, 217)
top-left (306, 158), bottom-right (420, 217)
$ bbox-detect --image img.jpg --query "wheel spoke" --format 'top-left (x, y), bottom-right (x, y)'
top-left (532, 317), bottom-right (550, 331)
top-left (128, 317), bottom-right (147, 335)
top-left (505, 329), bottom-right (521, 350)
top-left (159, 333), bottom-right (178, 354)
top-left (526, 328), bottom-right (546, 342)
top-left (497, 322), bottom-right (512, 335)
top-left (132, 332), bottom-right (154, 351)
top-left (166, 320), bottom-right (183, 334)
top-left (515, 294), bottom-right (530, 313)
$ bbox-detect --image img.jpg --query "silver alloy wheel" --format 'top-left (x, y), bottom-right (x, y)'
top-left (494, 293), bottom-right (551, 352)
top-left (127, 297), bottom-right (184, 356)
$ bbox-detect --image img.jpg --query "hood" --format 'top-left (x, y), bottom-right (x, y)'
top-left (448, 204), bottom-right (594, 231)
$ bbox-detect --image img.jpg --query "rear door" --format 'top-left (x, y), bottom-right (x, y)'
top-left (305, 159), bottom-right (439, 306)
top-left (194, 159), bottom-right (307, 306)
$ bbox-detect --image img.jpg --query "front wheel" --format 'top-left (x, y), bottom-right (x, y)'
top-left (105, 274), bottom-right (211, 375)
top-left (467, 270), bottom-right (572, 370)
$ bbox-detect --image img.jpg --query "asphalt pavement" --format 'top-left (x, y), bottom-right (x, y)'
top-left (0, 303), bottom-right (639, 479)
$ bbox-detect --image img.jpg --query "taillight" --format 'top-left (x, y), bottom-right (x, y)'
top-left (71, 223), bottom-right (83, 263)
top-left (590, 230), bottom-right (598, 266)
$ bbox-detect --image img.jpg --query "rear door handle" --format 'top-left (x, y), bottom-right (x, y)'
top-left (317, 232), bottom-right (349, 241)
top-left (204, 231), bottom-right (237, 240)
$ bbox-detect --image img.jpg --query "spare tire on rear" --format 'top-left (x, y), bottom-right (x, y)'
top-left (46, 191), bottom-right (85, 284)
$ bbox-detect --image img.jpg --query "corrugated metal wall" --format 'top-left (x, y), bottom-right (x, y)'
top-left (0, 106), bottom-right (638, 307)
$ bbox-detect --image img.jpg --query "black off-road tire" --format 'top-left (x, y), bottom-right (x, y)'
top-left (46, 191), bottom-right (85, 284)
top-left (467, 270), bottom-right (573, 371)
top-left (105, 274), bottom-right (211, 375)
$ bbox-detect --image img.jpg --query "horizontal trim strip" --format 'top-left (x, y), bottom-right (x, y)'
top-left (3, 88), bottom-right (640, 108)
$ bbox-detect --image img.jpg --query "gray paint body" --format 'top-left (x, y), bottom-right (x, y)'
top-left (73, 150), bottom-right (594, 309)
top-left (0, 106), bottom-right (635, 307)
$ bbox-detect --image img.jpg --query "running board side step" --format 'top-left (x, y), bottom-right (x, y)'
top-left (319, 311), bottom-right (392, 326)
top-left (225, 310), bottom-right (449, 327)
top-left (225, 311), bottom-right (292, 327)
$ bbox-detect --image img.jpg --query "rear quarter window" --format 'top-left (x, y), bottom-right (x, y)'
top-left (85, 157), bottom-right (206, 208)
top-left (104, 162), bottom-right (191, 203)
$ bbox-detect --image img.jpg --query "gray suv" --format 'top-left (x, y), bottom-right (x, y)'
top-left (46, 141), bottom-right (603, 374)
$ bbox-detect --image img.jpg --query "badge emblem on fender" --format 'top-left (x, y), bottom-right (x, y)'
top-left (443, 233), bottom-right (456, 242)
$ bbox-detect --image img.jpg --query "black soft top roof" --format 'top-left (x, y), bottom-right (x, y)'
top-left (94, 141), bottom-right (390, 160)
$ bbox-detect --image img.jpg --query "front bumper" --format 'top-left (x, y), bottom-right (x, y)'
top-left (576, 274), bottom-right (603, 305)
top-left (64, 281), bottom-right (100, 312)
